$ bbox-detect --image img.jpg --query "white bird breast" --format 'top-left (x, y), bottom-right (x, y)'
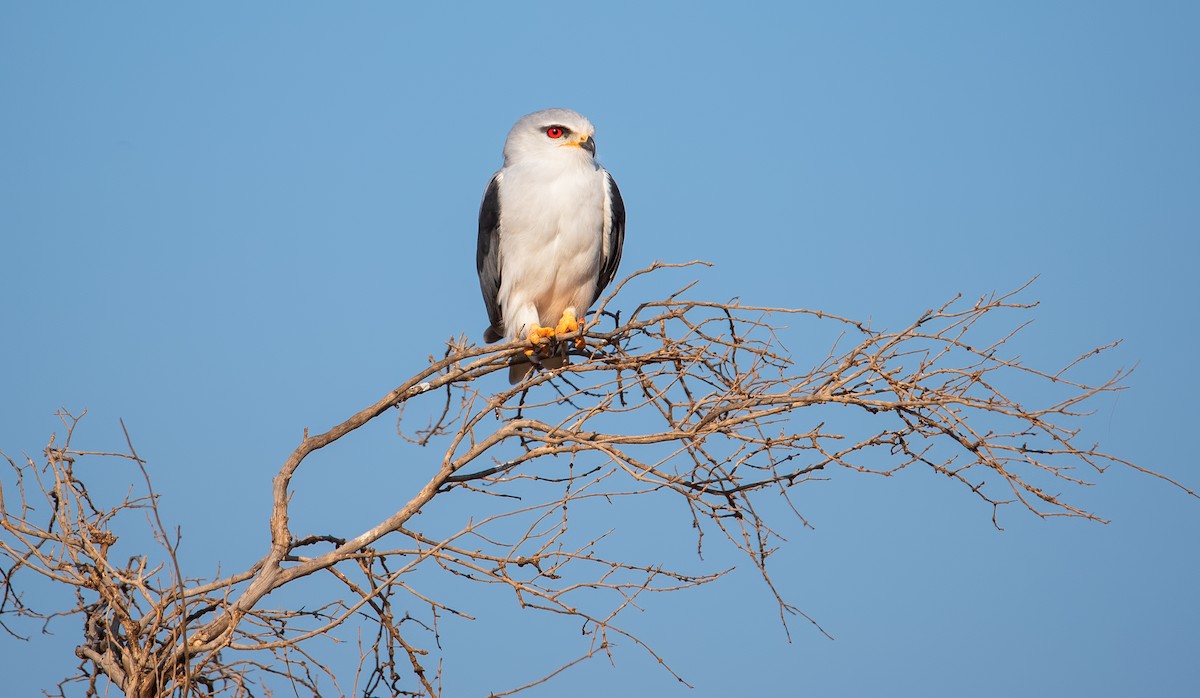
top-left (496, 158), bottom-right (609, 339)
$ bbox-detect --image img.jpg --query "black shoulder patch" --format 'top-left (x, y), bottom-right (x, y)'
top-left (477, 174), bottom-right (504, 341)
top-left (596, 171), bottom-right (626, 298)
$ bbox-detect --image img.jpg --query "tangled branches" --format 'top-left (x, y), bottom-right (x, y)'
top-left (2, 262), bottom-right (1190, 696)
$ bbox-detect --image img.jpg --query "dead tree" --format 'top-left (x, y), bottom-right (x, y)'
top-left (2, 262), bottom-right (1193, 696)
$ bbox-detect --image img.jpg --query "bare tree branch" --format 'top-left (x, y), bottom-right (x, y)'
top-left (2, 262), bottom-right (1193, 696)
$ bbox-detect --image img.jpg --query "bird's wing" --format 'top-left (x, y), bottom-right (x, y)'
top-left (477, 172), bottom-right (504, 342)
top-left (594, 171), bottom-right (626, 303)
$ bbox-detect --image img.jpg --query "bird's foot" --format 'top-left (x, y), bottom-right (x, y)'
top-left (527, 324), bottom-right (556, 346)
top-left (571, 316), bottom-right (588, 350)
top-left (525, 325), bottom-right (558, 360)
top-left (555, 310), bottom-right (588, 349)
top-left (554, 309), bottom-right (580, 337)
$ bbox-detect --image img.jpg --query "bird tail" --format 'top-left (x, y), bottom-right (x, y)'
top-left (507, 354), bottom-right (568, 384)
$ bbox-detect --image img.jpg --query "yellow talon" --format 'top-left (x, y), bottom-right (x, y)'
top-left (527, 324), bottom-right (556, 345)
top-left (555, 309), bottom-right (580, 336)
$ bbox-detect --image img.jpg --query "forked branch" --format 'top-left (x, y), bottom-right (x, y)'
top-left (2, 262), bottom-right (1191, 696)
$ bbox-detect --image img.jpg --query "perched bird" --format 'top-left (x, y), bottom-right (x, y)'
top-left (476, 108), bottom-right (626, 382)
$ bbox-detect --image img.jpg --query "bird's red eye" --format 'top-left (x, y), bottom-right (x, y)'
top-left (546, 126), bottom-right (564, 139)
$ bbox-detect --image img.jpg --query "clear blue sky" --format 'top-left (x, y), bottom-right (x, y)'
top-left (2, 2), bottom-right (1198, 696)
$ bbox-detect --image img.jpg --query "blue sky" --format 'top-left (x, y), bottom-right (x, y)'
top-left (2, 2), bottom-right (1197, 696)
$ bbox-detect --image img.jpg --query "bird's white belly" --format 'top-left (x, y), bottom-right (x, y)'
top-left (497, 166), bottom-right (606, 338)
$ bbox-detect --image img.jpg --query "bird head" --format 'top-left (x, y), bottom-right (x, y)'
top-left (503, 108), bottom-right (598, 165)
